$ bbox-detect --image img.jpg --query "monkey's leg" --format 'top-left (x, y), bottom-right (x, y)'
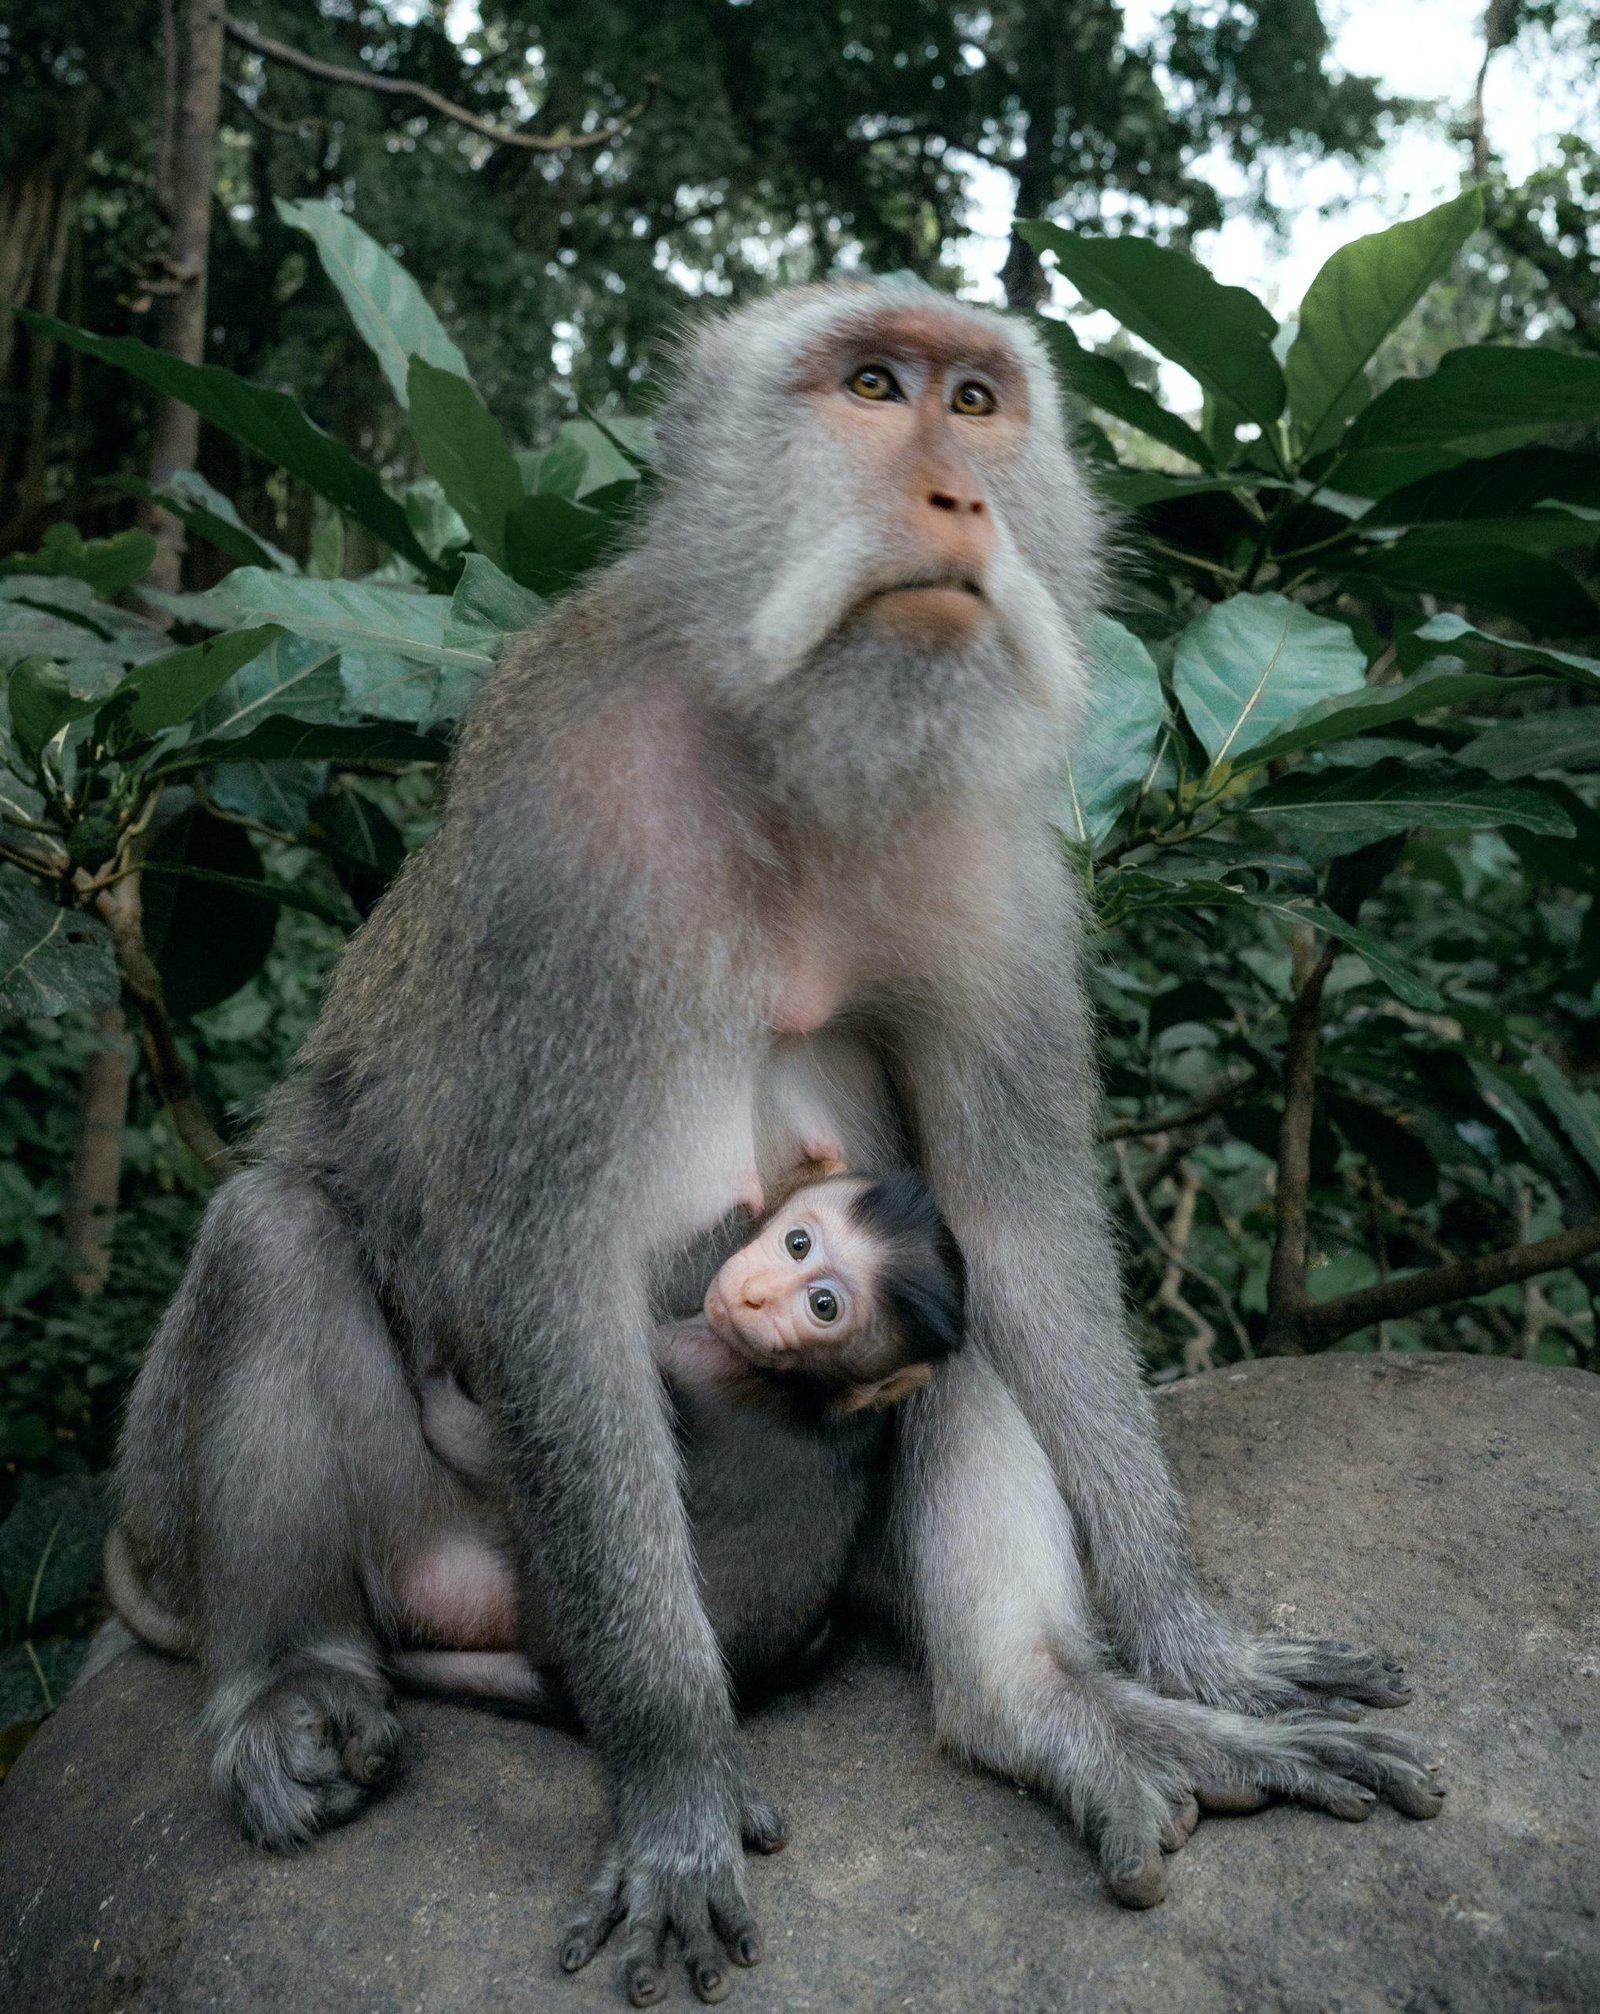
top-left (899, 903), bottom-right (1424, 1723)
top-left (184, 1166), bottom-right (425, 1849)
top-left (890, 1353), bottom-right (1445, 1908)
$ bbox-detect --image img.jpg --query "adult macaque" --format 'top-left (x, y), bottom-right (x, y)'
top-left (113, 282), bottom-right (1440, 2009)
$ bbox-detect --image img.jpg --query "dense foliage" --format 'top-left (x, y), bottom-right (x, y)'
top-left (3, 181), bottom-right (1599, 1737)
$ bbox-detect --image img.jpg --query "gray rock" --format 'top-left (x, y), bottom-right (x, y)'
top-left (2, 1353), bottom-right (1596, 2013)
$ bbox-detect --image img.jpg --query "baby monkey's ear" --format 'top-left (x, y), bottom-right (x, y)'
top-left (831, 1362), bottom-right (934, 1416)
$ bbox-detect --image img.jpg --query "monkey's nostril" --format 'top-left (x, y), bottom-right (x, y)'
top-left (929, 491), bottom-right (959, 512)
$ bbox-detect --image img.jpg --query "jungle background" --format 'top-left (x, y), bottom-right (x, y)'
top-left (1, 0), bottom-right (1597, 1743)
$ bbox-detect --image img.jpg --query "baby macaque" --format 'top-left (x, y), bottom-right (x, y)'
top-left (403, 1169), bottom-right (965, 1706)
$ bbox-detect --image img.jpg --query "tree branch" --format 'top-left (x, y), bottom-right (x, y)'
top-left (1288, 1213), bottom-right (1600, 1350)
top-left (1265, 932), bottom-right (1338, 1350)
top-left (223, 16), bottom-right (654, 153)
top-left (95, 874), bottom-right (237, 1181)
top-left (1101, 1067), bottom-right (1257, 1142)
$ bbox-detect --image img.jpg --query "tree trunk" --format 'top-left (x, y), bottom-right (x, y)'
top-left (140, 0), bottom-right (226, 598)
top-left (61, 1010), bottom-right (133, 1296)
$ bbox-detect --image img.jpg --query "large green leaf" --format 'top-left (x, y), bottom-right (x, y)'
top-left (186, 632), bottom-right (346, 744)
top-left (1172, 592), bottom-right (1366, 768)
top-left (1338, 536), bottom-right (1597, 635)
top-left (1457, 710), bottom-right (1600, 778)
top-left (0, 523), bottom-right (157, 599)
top-left (19, 311), bottom-right (438, 578)
top-left (0, 577), bottom-right (172, 686)
top-left (207, 758), bottom-right (329, 832)
top-left (111, 625), bottom-right (284, 735)
top-left (407, 358), bottom-right (523, 569)
top-left (1333, 347), bottom-right (1600, 496)
top-left (103, 471), bottom-right (297, 572)
top-left (277, 199), bottom-right (471, 408)
top-left (1238, 663), bottom-right (1552, 770)
top-left (1018, 222), bottom-right (1285, 429)
top-left (6, 658), bottom-right (73, 765)
top-left (1061, 617), bottom-right (1167, 847)
top-left (1397, 615), bottom-right (1600, 691)
top-left (1526, 1054), bottom-right (1600, 1188)
top-left (445, 554), bottom-right (544, 657)
top-left (0, 880), bottom-right (117, 1019)
top-left (1249, 757), bottom-right (1574, 859)
top-left (217, 569), bottom-right (492, 675)
top-left (167, 718), bottom-right (449, 771)
top-left (142, 808), bottom-right (278, 1015)
top-left (1363, 446), bottom-right (1600, 531)
top-left (1032, 318), bottom-right (1212, 466)
top-left (1285, 190), bottom-right (1481, 457)
top-left (503, 492), bottom-right (620, 598)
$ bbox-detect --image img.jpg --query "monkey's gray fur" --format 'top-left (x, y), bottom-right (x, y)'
top-left (114, 279), bottom-right (1440, 2006)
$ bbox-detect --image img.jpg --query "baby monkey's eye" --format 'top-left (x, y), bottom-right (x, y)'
top-left (808, 1287), bottom-right (840, 1323)
top-left (847, 364), bottom-right (901, 402)
top-left (952, 380), bottom-right (995, 416)
top-left (785, 1227), bottom-right (811, 1259)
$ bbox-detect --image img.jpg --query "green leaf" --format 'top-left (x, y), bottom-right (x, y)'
top-left (1032, 318), bottom-right (1212, 466)
top-left (1285, 190), bottom-right (1481, 457)
top-left (216, 569), bottom-right (491, 674)
top-left (1338, 537), bottom-right (1597, 636)
top-left (1334, 346), bottom-right (1600, 496)
top-left (1457, 709), bottom-right (1600, 778)
top-left (447, 553), bottom-right (544, 644)
top-left (1061, 617), bottom-right (1167, 847)
top-left (407, 357), bottom-right (523, 569)
top-left (1237, 663), bottom-right (1553, 770)
top-left (1526, 1054), bottom-right (1600, 1187)
top-left (19, 311), bottom-right (438, 577)
top-left (503, 492), bottom-right (619, 598)
top-left (0, 523), bottom-right (157, 599)
top-left (1018, 222), bottom-right (1285, 429)
top-left (207, 758), bottom-right (328, 831)
top-left (111, 625), bottom-right (284, 735)
top-left (276, 198), bottom-right (471, 408)
top-left (1249, 757), bottom-right (1574, 859)
top-left (0, 578), bottom-right (171, 687)
top-left (186, 632), bottom-right (346, 744)
top-left (139, 858), bottom-right (351, 927)
top-left (1101, 873), bottom-right (1442, 1010)
top-left (1172, 592), bottom-right (1366, 768)
top-left (142, 809), bottom-right (278, 1015)
top-left (102, 471), bottom-right (297, 572)
top-left (1363, 446), bottom-right (1600, 531)
top-left (1398, 615), bottom-right (1600, 691)
top-left (166, 718), bottom-right (449, 771)
top-left (0, 880), bottom-right (117, 1019)
top-left (6, 658), bottom-right (73, 765)
top-left (0, 1475), bottom-right (108, 1621)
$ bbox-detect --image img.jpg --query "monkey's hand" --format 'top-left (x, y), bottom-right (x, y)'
top-left (559, 1788), bottom-right (782, 2007)
top-left (1127, 1588), bottom-right (1415, 1717)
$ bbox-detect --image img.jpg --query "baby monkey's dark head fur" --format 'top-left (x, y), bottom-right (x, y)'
top-left (846, 1170), bottom-right (966, 1370)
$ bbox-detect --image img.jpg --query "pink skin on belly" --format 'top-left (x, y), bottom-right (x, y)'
top-left (392, 1526), bottom-right (521, 1651)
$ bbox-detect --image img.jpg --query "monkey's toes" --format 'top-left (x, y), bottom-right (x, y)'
top-left (1160, 1793), bottom-right (1199, 1851)
top-left (740, 1796), bottom-right (788, 1855)
top-left (1101, 1846), bottom-right (1168, 1909)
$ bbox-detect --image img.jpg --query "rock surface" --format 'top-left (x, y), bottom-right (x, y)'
top-left (2, 1353), bottom-right (1597, 2013)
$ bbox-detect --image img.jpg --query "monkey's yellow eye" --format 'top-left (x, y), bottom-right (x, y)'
top-left (847, 365), bottom-right (901, 402)
top-left (952, 381), bottom-right (995, 416)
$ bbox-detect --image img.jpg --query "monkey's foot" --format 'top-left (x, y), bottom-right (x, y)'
top-left (207, 1643), bottom-right (400, 1850)
top-left (1088, 1698), bottom-right (1444, 1908)
top-left (560, 1830), bottom-right (765, 2007)
top-left (1126, 1596), bottom-right (1415, 1716)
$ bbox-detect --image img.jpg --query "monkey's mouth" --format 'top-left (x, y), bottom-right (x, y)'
top-left (875, 573), bottom-right (984, 603)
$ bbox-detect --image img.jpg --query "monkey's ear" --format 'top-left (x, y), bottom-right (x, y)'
top-left (833, 1363), bottom-right (934, 1415)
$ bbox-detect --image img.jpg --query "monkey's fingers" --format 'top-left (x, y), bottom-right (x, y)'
top-left (1257, 1638), bottom-right (1414, 1708)
top-left (558, 1853), bottom-right (627, 1976)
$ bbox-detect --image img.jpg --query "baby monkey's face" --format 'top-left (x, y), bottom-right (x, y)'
top-left (702, 1178), bottom-right (883, 1375)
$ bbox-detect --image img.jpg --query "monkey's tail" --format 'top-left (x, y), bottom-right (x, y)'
top-left (103, 1523), bottom-right (197, 1659)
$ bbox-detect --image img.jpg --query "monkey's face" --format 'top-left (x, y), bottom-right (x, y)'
top-left (651, 283), bottom-right (1100, 758)
top-left (701, 1180), bottom-right (885, 1377)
